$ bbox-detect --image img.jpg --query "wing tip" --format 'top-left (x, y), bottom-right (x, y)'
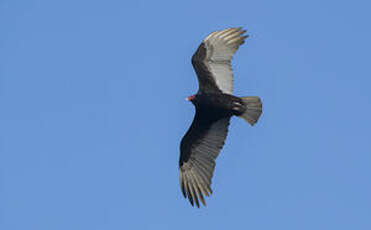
top-left (204, 27), bottom-right (247, 41)
top-left (180, 166), bottom-right (212, 208)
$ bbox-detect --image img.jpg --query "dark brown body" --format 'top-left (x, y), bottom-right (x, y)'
top-left (180, 93), bottom-right (246, 165)
top-left (191, 93), bottom-right (246, 117)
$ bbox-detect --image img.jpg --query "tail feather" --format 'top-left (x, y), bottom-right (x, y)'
top-left (239, 96), bottom-right (262, 126)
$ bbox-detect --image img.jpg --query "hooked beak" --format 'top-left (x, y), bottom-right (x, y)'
top-left (185, 95), bottom-right (195, 101)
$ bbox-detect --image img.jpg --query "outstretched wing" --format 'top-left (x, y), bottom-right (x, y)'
top-left (192, 27), bottom-right (248, 94)
top-left (179, 108), bottom-right (231, 207)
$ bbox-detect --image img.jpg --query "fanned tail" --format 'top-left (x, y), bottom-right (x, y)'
top-left (239, 96), bottom-right (262, 126)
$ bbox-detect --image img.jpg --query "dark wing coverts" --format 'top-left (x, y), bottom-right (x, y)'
top-left (179, 108), bottom-right (230, 207)
top-left (191, 27), bottom-right (248, 94)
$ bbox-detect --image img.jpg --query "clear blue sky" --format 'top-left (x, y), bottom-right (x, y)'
top-left (1, 0), bottom-right (370, 229)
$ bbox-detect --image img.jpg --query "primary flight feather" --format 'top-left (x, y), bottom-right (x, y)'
top-left (179, 27), bottom-right (263, 207)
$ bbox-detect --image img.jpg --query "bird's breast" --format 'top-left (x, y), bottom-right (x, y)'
top-left (195, 93), bottom-right (243, 115)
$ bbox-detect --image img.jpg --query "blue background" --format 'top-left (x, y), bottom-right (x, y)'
top-left (1, 0), bottom-right (370, 229)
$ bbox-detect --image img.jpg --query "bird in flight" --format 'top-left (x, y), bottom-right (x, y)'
top-left (179, 27), bottom-right (262, 207)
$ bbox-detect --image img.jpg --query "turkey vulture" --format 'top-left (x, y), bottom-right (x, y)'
top-left (179, 27), bottom-right (262, 207)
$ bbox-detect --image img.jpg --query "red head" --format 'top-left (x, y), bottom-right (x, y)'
top-left (185, 94), bottom-right (196, 102)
